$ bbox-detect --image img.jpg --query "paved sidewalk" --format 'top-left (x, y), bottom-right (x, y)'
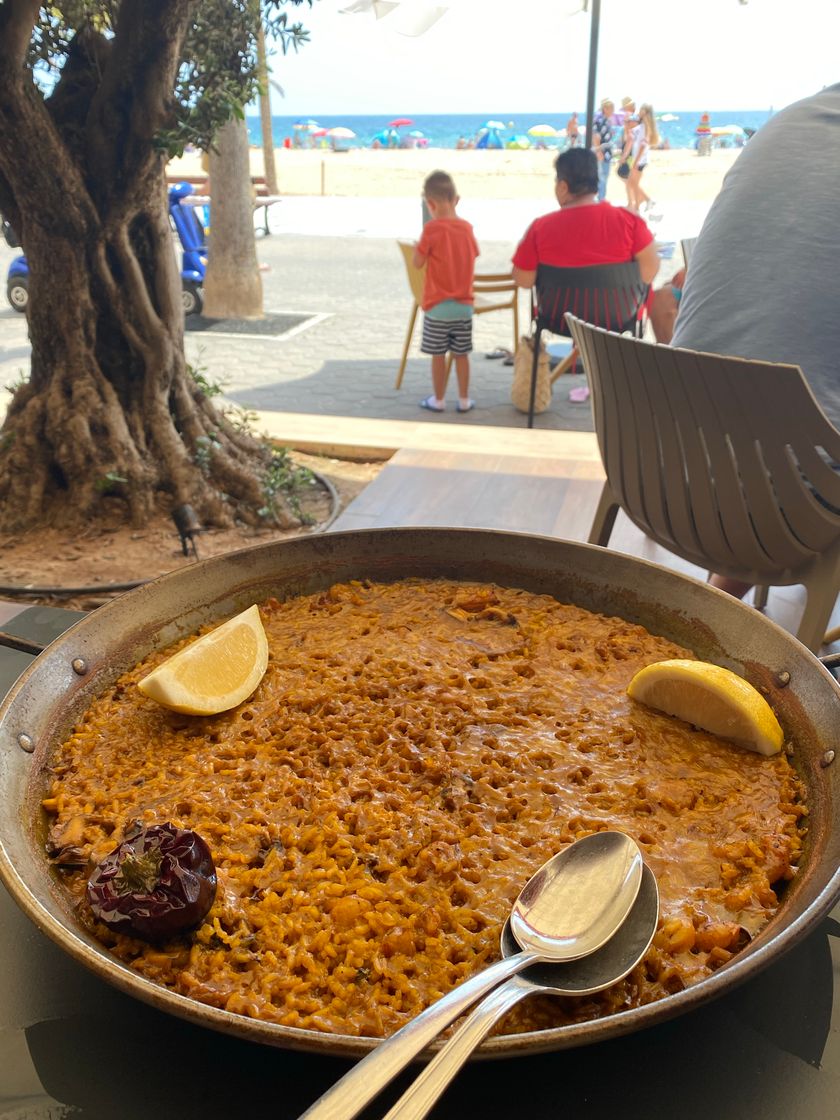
top-left (0, 197), bottom-right (689, 438)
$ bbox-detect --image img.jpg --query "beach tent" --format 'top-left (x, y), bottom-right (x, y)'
top-left (476, 127), bottom-right (504, 150)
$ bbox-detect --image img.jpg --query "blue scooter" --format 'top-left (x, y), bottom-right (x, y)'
top-left (168, 181), bottom-right (207, 316)
top-left (4, 183), bottom-right (206, 315)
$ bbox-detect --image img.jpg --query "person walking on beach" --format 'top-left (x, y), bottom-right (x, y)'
top-left (413, 171), bottom-right (479, 413)
top-left (592, 98), bottom-right (615, 201)
top-left (565, 112), bottom-right (580, 148)
top-left (672, 81), bottom-right (840, 600)
top-left (620, 103), bottom-right (659, 213)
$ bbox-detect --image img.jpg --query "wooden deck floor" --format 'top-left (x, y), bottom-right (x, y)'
top-left (331, 435), bottom-right (840, 646)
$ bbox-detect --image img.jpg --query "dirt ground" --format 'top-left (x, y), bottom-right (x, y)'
top-left (0, 452), bottom-right (384, 611)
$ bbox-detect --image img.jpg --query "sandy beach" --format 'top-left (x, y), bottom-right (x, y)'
top-left (168, 145), bottom-right (741, 208)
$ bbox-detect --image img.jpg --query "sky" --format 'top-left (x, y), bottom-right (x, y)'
top-left (259, 0), bottom-right (839, 117)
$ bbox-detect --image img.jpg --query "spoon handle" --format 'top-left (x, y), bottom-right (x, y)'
top-left (296, 951), bottom-right (537, 1120)
top-left (381, 979), bottom-right (529, 1120)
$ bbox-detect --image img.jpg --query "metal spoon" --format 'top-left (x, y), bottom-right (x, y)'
top-left (382, 864), bottom-right (660, 1120)
top-left (297, 831), bottom-right (644, 1120)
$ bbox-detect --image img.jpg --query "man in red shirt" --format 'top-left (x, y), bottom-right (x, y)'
top-left (413, 171), bottom-right (480, 413)
top-left (512, 149), bottom-right (659, 287)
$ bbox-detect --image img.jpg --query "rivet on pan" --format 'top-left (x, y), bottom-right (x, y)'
top-left (71, 658), bottom-right (88, 675)
top-left (776, 670), bottom-right (791, 688)
top-left (820, 750), bottom-right (835, 768)
top-left (17, 733), bottom-right (34, 753)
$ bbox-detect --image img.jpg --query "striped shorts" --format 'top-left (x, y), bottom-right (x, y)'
top-left (421, 315), bottom-right (473, 355)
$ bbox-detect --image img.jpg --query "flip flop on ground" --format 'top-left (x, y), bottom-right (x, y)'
top-left (485, 348), bottom-right (512, 359)
top-left (457, 399), bottom-right (475, 413)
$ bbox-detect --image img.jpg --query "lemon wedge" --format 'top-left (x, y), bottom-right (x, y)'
top-left (626, 659), bottom-right (783, 756)
top-left (138, 605), bottom-right (269, 715)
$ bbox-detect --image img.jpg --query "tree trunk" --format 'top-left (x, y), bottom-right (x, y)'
top-left (202, 117), bottom-right (264, 320)
top-left (0, 2), bottom-right (292, 533)
top-left (257, 23), bottom-right (279, 195)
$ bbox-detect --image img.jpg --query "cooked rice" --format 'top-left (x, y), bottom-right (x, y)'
top-left (43, 579), bottom-right (807, 1037)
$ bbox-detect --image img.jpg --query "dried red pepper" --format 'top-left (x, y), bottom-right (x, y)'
top-left (87, 823), bottom-right (216, 941)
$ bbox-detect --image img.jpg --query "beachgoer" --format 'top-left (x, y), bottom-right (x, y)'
top-left (695, 111), bottom-right (712, 156)
top-left (648, 268), bottom-right (686, 344)
top-left (565, 112), bottom-right (580, 148)
top-left (672, 82), bottom-right (840, 598)
top-left (619, 96), bottom-right (635, 132)
top-left (592, 98), bottom-right (616, 201)
top-left (620, 103), bottom-right (659, 213)
top-left (456, 136), bottom-right (467, 150)
top-left (413, 170), bottom-right (480, 414)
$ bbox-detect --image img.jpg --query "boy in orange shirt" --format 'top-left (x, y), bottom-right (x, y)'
top-left (413, 171), bottom-right (479, 412)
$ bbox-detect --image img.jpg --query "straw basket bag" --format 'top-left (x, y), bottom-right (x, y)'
top-left (510, 334), bottom-right (552, 415)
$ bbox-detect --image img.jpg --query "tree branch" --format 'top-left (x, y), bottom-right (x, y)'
top-left (0, 0), bottom-right (40, 71)
top-left (86, 0), bottom-right (196, 196)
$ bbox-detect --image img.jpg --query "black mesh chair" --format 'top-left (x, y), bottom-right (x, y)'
top-left (525, 261), bottom-right (650, 427)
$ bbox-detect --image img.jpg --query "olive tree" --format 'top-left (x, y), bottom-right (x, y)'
top-left (0, 0), bottom-right (311, 532)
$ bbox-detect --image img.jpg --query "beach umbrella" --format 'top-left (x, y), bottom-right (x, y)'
top-left (484, 120), bottom-right (506, 131)
top-left (328, 127), bottom-right (357, 139)
top-left (311, 129), bottom-right (328, 138)
top-left (293, 119), bottom-right (320, 132)
top-left (528, 123), bottom-right (559, 137)
top-left (388, 117), bottom-right (414, 127)
top-left (340, 1), bottom-right (451, 38)
top-left (408, 129), bottom-right (425, 138)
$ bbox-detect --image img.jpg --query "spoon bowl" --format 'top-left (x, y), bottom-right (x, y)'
top-left (502, 860), bottom-right (660, 995)
top-left (511, 829), bottom-right (645, 960)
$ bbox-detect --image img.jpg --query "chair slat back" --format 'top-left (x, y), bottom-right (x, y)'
top-left (535, 261), bottom-right (649, 339)
top-left (398, 240), bottom-right (425, 304)
top-left (681, 237), bottom-right (698, 268)
top-left (568, 316), bottom-right (840, 582)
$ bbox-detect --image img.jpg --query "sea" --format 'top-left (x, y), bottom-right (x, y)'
top-left (246, 109), bottom-right (775, 151)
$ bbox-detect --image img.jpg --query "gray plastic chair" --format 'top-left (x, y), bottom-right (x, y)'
top-left (566, 315), bottom-right (840, 652)
top-left (681, 237), bottom-right (698, 268)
